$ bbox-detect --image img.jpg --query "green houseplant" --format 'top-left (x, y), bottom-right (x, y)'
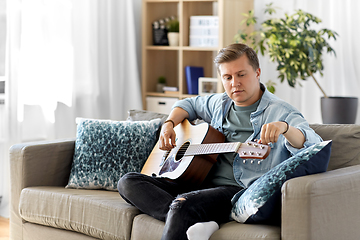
top-left (167, 18), bottom-right (179, 46)
top-left (167, 18), bottom-right (179, 33)
top-left (235, 4), bottom-right (358, 124)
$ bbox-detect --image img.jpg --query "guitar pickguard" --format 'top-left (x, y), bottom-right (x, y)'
top-left (159, 140), bottom-right (191, 175)
top-left (159, 154), bottom-right (179, 175)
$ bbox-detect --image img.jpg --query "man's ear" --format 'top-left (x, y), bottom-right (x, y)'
top-left (256, 68), bottom-right (261, 80)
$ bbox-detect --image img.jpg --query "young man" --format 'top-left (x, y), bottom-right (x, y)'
top-left (118, 43), bottom-right (322, 240)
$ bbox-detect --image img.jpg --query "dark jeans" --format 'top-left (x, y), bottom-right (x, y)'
top-left (117, 172), bottom-right (242, 240)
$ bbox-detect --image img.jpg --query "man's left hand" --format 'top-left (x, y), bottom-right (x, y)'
top-left (259, 121), bottom-right (288, 145)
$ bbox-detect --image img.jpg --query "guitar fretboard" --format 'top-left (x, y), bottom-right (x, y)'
top-left (185, 142), bottom-right (242, 156)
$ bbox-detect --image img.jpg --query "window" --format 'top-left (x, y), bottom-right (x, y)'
top-left (0, 0), bottom-right (5, 77)
top-left (0, 0), bottom-right (6, 97)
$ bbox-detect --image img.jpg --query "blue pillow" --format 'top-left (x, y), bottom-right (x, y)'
top-left (230, 140), bottom-right (332, 224)
top-left (66, 118), bottom-right (162, 191)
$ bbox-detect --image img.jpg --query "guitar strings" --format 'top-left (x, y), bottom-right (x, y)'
top-left (169, 143), bottom-right (266, 157)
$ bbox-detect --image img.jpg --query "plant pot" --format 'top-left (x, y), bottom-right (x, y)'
top-left (321, 97), bottom-right (358, 124)
top-left (167, 32), bottom-right (179, 46)
top-left (156, 83), bottom-right (166, 93)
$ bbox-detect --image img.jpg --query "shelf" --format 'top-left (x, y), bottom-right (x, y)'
top-left (147, 92), bottom-right (180, 98)
top-left (181, 94), bottom-right (198, 98)
top-left (146, 46), bottom-right (218, 51)
top-left (147, 0), bottom-right (219, 2)
top-left (182, 46), bottom-right (218, 51)
top-left (147, 92), bottom-right (199, 99)
top-left (141, 0), bottom-right (253, 109)
top-left (183, 0), bottom-right (218, 2)
top-left (146, 0), bottom-right (179, 2)
top-left (146, 46), bottom-right (180, 50)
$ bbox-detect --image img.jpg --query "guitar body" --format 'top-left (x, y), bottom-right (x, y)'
top-left (141, 120), bottom-right (225, 185)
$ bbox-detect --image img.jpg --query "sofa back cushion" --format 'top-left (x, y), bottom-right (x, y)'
top-left (127, 109), bottom-right (168, 122)
top-left (310, 124), bottom-right (360, 171)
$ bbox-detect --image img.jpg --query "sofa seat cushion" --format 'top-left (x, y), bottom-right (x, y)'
top-left (211, 221), bottom-right (281, 240)
top-left (130, 214), bottom-right (280, 240)
top-left (19, 186), bottom-right (141, 240)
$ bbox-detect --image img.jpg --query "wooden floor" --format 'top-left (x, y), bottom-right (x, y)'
top-left (0, 217), bottom-right (9, 240)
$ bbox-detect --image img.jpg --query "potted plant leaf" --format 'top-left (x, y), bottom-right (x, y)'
top-left (167, 17), bottom-right (179, 46)
top-left (235, 3), bottom-right (358, 124)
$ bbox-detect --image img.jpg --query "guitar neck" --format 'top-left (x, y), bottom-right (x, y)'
top-left (185, 142), bottom-right (242, 156)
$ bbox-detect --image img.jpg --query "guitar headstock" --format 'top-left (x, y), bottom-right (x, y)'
top-left (237, 141), bottom-right (270, 159)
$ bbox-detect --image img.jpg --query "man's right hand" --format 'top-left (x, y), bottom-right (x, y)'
top-left (158, 107), bottom-right (190, 151)
top-left (159, 121), bottom-right (177, 151)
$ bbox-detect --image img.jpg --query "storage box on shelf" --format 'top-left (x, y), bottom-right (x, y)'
top-left (141, 0), bottom-right (253, 110)
top-left (189, 16), bottom-right (219, 47)
top-left (146, 97), bottom-right (179, 115)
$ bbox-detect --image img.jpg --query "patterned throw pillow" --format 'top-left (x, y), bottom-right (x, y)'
top-left (231, 140), bottom-right (332, 224)
top-left (66, 118), bottom-right (162, 191)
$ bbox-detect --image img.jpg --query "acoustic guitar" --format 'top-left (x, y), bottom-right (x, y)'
top-left (141, 119), bottom-right (270, 186)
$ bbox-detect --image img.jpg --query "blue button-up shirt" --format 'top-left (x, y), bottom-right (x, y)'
top-left (172, 84), bottom-right (322, 188)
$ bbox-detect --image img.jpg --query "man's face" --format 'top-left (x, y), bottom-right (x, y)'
top-left (219, 54), bottom-right (261, 107)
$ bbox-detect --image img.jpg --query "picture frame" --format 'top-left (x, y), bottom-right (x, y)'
top-left (198, 77), bottom-right (218, 96)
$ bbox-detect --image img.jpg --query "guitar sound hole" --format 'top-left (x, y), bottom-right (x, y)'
top-left (175, 141), bottom-right (190, 161)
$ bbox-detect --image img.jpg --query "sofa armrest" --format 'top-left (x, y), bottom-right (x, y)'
top-left (10, 139), bottom-right (75, 188)
top-left (281, 165), bottom-right (360, 240)
top-left (10, 139), bottom-right (75, 240)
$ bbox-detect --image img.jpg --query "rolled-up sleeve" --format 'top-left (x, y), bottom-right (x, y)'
top-left (172, 93), bottom-right (224, 123)
top-left (284, 111), bottom-right (323, 155)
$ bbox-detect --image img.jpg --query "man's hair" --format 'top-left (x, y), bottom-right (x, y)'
top-left (214, 43), bottom-right (259, 73)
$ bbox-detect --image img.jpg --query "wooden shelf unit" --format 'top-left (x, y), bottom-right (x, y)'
top-left (141, 0), bottom-right (253, 109)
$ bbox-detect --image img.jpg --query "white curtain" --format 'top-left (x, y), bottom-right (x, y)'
top-left (254, 0), bottom-right (360, 124)
top-left (1, 0), bottom-right (142, 218)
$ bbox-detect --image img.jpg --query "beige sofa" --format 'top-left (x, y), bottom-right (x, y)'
top-left (10, 112), bottom-right (360, 240)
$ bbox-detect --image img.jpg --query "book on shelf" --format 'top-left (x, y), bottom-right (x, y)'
top-left (162, 86), bottom-right (179, 92)
top-left (185, 66), bottom-right (204, 95)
